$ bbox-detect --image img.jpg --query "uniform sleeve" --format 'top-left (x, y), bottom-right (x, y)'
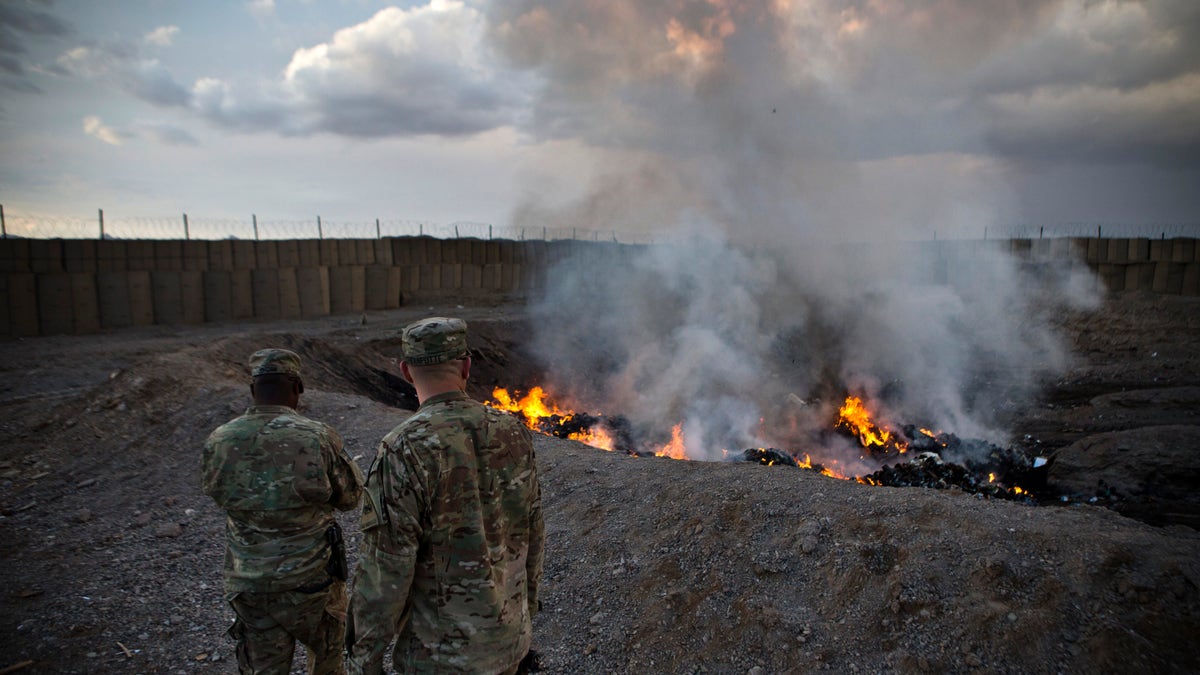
top-left (324, 426), bottom-right (365, 511)
top-left (199, 434), bottom-right (219, 500)
top-left (348, 437), bottom-right (427, 675)
top-left (525, 434), bottom-right (545, 619)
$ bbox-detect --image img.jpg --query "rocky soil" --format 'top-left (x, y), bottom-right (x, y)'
top-left (0, 291), bottom-right (1198, 674)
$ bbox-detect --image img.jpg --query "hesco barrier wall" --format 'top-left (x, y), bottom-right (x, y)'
top-left (0, 236), bottom-right (1196, 337)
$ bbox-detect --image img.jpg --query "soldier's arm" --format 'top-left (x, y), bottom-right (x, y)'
top-left (348, 439), bottom-right (426, 674)
top-left (525, 433), bottom-right (545, 619)
top-left (325, 426), bottom-right (365, 511)
top-left (199, 436), bottom-right (218, 499)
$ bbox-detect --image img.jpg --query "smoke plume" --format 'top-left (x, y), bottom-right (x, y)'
top-left (493, 1), bottom-right (1102, 464)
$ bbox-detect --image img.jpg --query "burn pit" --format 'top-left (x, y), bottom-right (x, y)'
top-left (488, 386), bottom-right (1075, 507)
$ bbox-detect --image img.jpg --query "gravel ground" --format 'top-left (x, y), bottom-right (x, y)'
top-left (0, 292), bottom-right (1197, 674)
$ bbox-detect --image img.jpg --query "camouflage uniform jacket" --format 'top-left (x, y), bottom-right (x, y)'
top-left (202, 404), bottom-right (364, 595)
top-left (350, 390), bottom-right (544, 675)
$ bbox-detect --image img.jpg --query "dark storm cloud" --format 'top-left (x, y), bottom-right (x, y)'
top-left (0, 1), bottom-right (72, 55)
top-left (967, 0), bottom-right (1200, 94)
top-left (0, 0), bottom-right (72, 92)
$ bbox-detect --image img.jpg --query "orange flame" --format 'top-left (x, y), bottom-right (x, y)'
top-left (569, 426), bottom-right (616, 452)
top-left (837, 396), bottom-right (906, 452)
top-left (489, 387), bottom-right (618, 451)
top-left (655, 424), bottom-right (688, 460)
top-left (796, 453), bottom-right (849, 480)
top-left (490, 386), bottom-right (570, 429)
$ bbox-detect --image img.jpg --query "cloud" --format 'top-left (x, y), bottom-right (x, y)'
top-left (55, 2), bottom-right (530, 139)
top-left (191, 76), bottom-right (286, 132)
top-left (82, 114), bottom-right (198, 147)
top-left (53, 41), bottom-right (192, 107)
top-left (83, 115), bottom-right (128, 145)
top-left (260, 1), bottom-right (529, 136)
top-left (984, 74), bottom-right (1200, 165)
top-left (968, 1), bottom-right (1200, 94)
top-left (0, 0), bottom-right (73, 92)
top-left (144, 25), bottom-right (180, 47)
top-left (36, 0), bottom-right (1200, 220)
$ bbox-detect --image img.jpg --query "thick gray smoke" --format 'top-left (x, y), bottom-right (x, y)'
top-left (490, 1), bottom-right (1103, 464)
top-left (531, 232), bottom-right (1095, 467)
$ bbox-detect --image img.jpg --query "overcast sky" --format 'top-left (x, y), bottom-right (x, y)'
top-left (1, 0), bottom-right (1197, 239)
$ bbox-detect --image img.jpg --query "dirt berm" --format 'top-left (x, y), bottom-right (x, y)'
top-left (0, 293), bottom-right (1197, 673)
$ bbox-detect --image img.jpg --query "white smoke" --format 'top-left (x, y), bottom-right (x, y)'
top-left (500, 1), bottom-right (1103, 463)
top-left (531, 230), bottom-right (1096, 463)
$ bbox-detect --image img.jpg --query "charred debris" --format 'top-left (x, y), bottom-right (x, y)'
top-left (518, 410), bottom-right (1121, 511)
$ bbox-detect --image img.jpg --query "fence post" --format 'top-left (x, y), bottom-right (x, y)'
top-left (253, 214), bottom-right (259, 240)
top-left (0, 203), bottom-right (5, 239)
top-left (420, 223), bottom-right (423, 236)
top-left (489, 224), bottom-right (493, 240)
top-left (1097, 225), bottom-right (1102, 239)
top-left (318, 215), bottom-right (323, 240)
top-left (543, 226), bottom-right (547, 240)
top-left (376, 218), bottom-right (381, 239)
top-left (455, 224), bottom-right (460, 238)
top-left (183, 213), bottom-right (190, 240)
top-left (1039, 225), bottom-right (1043, 240)
top-left (99, 208), bottom-right (105, 240)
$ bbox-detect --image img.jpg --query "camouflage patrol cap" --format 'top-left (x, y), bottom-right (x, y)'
top-left (402, 317), bottom-right (469, 366)
top-left (248, 348), bottom-right (302, 377)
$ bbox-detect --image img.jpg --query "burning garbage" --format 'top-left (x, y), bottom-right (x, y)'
top-left (487, 386), bottom-right (1052, 504)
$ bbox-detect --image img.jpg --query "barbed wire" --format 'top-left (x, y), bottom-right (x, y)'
top-left (1, 207), bottom-right (1197, 242)
top-left (0, 210), bottom-right (664, 244)
top-left (980, 223), bottom-right (1200, 240)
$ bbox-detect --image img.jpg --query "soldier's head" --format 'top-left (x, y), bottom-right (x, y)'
top-left (399, 317), bottom-right (471, 400)
top-left (247, 348), bottom-right (304, 407)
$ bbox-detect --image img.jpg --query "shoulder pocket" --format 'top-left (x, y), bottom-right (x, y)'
top-left (360, 484), bottom-right (383, 532)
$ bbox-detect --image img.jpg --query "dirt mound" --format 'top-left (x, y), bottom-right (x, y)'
top-left (531, 438), bottom-right (1200, 673)
top-left (1049, 425), bottom-right (1200, 528)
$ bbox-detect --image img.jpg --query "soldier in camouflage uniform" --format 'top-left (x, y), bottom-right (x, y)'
top-left (202, 348), bottom-right (365, 674)
top-left (348, 317), bottom-right (544, 675)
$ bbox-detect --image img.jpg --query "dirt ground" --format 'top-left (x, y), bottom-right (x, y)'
top-left (1, 291), bottom-right (1198, 674)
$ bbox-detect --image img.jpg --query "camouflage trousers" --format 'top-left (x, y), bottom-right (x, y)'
top-left (228, 580), bottom-right (348, 675)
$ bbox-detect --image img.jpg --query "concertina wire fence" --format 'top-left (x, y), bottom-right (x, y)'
top-left (1, 208), bottom-right (1198, 243)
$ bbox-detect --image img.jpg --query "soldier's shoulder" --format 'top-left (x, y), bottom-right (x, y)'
top-left (382, 401), bottom-right (477, 449)
top-left (480, 404), bottom-right (530, 437)
top-left (206, 414), bottom-right (255, 442)
top-left (267, 411), bottom-right (330, 433)
top-left (483, 403), bottom-right (523, 425)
